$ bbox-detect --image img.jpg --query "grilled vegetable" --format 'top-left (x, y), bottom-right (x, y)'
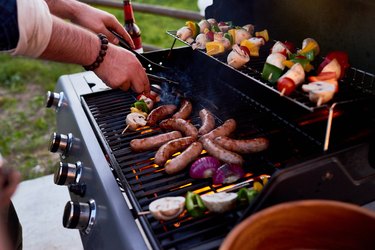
top-left (227, 44), bottom-right (250, 69)
top-left (277, 63), bottom-right (305, 96)
top-left (125, 112), bottom-right (147, 131)
top-left (186, 191), bottom-right (207, 218)
top-left (237, 188), bottom-right (259, 206)
top-left (317, 51), bottom-right (349, 79)
top-left (302, 81), bottom-right (336, 106)
top-left (137, 94), bottom-right (154, 110)
top-left (189, 156), bottom-right (221, 179)
top-left (132, 99), bottom-right (149, 114)
top-left (212, 163), bottom-right (244, 184)
top-left (201, 192), bottom-right (238, 213)
top-left (149, 196), bottom-right (185, 221)
top-left (262, 53), bottom-right (286, 84)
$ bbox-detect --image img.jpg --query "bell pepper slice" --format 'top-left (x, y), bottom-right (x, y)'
top-left (255, 29), bottom-right (269, 42)
top-left (185, 21), bottom-right (200, 38)
top-left (237, 188), bottom-right (259, 205)
top-left (132, 100), bottom-right (149, 114)
top-left (261, 62), bottom-right (284, 84)
top-left (186, 191), bottom-right (206, 218)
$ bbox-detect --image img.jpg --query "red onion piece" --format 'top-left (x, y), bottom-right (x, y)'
top-left (189, 156), bottom-right (221, 179)
top-left (212, 163), bottom-right (244, 184)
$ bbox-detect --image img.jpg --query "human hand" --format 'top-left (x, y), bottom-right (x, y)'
top-left (71, 2), bottom-right (134, 47)
top-left (94, 44), bottom-right (150, 94)
top-left (0, 156), bottom-right (20, 208)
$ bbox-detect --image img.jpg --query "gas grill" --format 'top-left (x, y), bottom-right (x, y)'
top-left (46, 0), bottom-right (375, 249)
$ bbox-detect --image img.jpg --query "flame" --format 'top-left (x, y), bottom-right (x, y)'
top-left (140, 128), bottom-right (153, 134)
top-left (171, 183), bottom-right (192, 191)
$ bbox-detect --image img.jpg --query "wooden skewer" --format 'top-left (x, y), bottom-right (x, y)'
top-left (228, 59), bottom-right (236, 65)
top-left (317, 97), bottom-right (323, 107)
top-left (280, 88), bottom-right (286, 96)
top-left (206, 49), bottom-right (215, 55)
top-left (121, 124), bottom-right (130, 134)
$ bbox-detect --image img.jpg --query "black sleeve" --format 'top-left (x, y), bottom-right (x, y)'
top-left (0, 0), bottom-right (20, 50)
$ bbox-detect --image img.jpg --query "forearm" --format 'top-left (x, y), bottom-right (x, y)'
top-left (40, 15), bottom-right (98, 66)
top-left (45, 0), bottom-right (88, 22)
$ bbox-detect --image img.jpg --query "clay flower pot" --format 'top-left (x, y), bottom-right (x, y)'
top-left (221, 200), bottom-right (375, 250)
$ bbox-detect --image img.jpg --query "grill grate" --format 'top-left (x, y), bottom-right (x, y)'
top-left (82, 71), bottom-right (323, 249)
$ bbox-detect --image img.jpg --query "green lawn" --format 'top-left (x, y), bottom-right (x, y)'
top-left (0, 0), bottom-right (198, 180)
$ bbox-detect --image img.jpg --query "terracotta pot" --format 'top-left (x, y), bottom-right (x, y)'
top-left (221, 200), bottom-right (375, 250)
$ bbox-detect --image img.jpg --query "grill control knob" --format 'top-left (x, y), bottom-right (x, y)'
top-left (54, 161), bottom-right (82, 185)
top-left (63, 199), bottom-right (96, 234)
top-left (46, 91), bottom-right (64, 110)
top-left (49, 132), bottom-right (73, 157)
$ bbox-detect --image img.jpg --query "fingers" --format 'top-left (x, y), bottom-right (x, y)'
top-left (109, 19), bottom-right (135, 49)
top-left (0, 168), bottom-right (20, 207)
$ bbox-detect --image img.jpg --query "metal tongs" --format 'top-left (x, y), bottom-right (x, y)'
top-left (110, 30), bottom-right (170, 71)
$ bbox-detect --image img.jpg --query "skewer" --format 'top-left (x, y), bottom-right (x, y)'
top-left (121, 125), bottom-right (130, 134)
top-left (228, 59), bottom-right (235, 65)
top-left (280, 88), bottom-right (286, 96)
top-left (206, 49), bottom-right (215, 55)
top-left (317, 97), bottom-right (323, 107)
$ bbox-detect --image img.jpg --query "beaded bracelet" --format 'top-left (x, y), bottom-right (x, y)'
top-left (83, 33), bottom-right (109, 71)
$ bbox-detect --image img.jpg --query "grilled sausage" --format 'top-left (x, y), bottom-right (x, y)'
top-left (201, 137), bottom-right (244, 165)
top-left (130, 131), bottom-right (182, 152)
top-left (147, 104), bottom-right (177, 126)
top-left (172, 99), bottom-right (192, 120)
top-left (198, 109), bottom-right (215, 135)
top-left (214, 136), bottom-right (269, 154)
top-left (159, 118), bottom-right (198, 139)
top-left (154, 136), bottom-right (195, 166)
top-left (200, 118), bottom-right (236, 141)
top-left (165, 142), bottom-right (203, 174)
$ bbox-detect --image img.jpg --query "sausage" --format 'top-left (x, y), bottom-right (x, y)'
top-left (130, 131), bottom-right (182, 152)
top-left (214, 136), bottom-right (269, 154)
top-left (154, 136), bottom-right (195, 166)
top-left (147, 104), bottom-right (177, 126)
top-left (198, 109), bottom-right (215, 135)
top-left (200, 118), bottom-right (236, 141)
top-left (159, 118), bottom-right (198, 139)
top-left (172, 99), bottom-right (192, 120)
top-left (165, 142), bottom-right (203, 174)
top-left (201, 137), bottom-right (244, 165)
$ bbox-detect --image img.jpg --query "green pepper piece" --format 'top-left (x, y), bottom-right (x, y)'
top-left (132, 100), bottom-right (149, 113)
top-left (186, 191), bottom-right (206, 218)
top-left (237, 188), bottom-right (259, 205)
top-left (261, 62), bottom-right (283, 84)
top-left (300, 50), bottom-right (315, 61)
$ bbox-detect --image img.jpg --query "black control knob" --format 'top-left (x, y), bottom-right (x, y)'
top-left (54, 161), bottom-right (82, 186)
top-left (49, 132), bottom-right (73, 156)
top-left (46, 91), bottom-right (64, 109)
top-left (63, 199), bottom-right (96, 234)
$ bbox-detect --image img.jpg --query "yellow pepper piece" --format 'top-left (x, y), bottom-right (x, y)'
top-left (240, 39), bottom-right (260, 57)
top-left (130, 107), bottom-right (148, 117)
top-left (185, 21), bottom-right (200, 38)
top-left (262, 177), bottom-right (269, 186)
top-left (299, 41), bottom-right (318, 55)
top-left (255, 29), bottom-right (269, 42)
top-left (228, 29), bottom-right (236, 44)
top-left (283, 60), bottom-right (295, 68)
top-left (253, 181), bottom-right (263, 192)
top-left (205, 41), bottom-right (225, 56)
top-left (304, 63), bottom-right (314, 72)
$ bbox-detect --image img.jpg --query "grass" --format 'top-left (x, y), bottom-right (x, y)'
top-left (0, 0), bottom-right (198, 180)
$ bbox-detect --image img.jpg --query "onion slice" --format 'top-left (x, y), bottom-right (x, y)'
top-left (189, 156), bottom-right (221, 179)
top-left (212, 163), bottom-right (244, 184)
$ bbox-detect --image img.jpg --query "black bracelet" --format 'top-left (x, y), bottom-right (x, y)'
top-left (83, 33), bottom-right (109, 71)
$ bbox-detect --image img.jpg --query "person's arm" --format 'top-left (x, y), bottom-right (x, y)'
top-left (40, 16), bottom-right (149, 93)
top-left (44, 0), bottom-right (134, 46)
